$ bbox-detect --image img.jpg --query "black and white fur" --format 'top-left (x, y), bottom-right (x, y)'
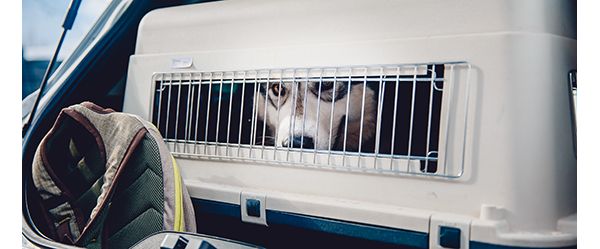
top-left (256, 80), bottom-right (376, 151)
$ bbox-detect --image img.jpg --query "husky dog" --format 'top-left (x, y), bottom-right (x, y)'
top-left (256, 79), bottom-right (376, 151)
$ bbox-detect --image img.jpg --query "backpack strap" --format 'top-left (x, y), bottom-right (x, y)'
top-left (32, 102), bottom-right (149, 244)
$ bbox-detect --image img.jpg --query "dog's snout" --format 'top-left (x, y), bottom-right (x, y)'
top-left (282, 136), bottom-right (314, 149)
top-left (292, 136), bottom-right (314, 149)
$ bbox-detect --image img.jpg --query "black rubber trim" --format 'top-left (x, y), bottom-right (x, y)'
top-left (470, 241), bottom-right (576, 249)
top-left (266, 209), bottom-right (429, 248)
top-left (192, 198), bottom-right (429, 248)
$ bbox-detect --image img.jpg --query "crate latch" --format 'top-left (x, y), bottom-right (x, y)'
top-left (240, 191), bottom-right (267, 226)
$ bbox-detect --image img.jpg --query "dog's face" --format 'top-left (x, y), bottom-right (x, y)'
top-left (256, 80), bottom-right (376, 150)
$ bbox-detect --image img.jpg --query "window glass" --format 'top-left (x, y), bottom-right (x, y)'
top-left (22, 0), bottom-right (111, 99)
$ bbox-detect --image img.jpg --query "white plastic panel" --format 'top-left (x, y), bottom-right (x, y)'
top-left (125, 0), bottom-right (577, 247)
top-left (135, 0), bottom-right (576, 55)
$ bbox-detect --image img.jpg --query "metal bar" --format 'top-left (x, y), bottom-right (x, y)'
top-left (424, 68), bottom-right (437, 172)
top-left (155, 74), bottom-right (163, 135)
top-left (286, 69), bottom-right (299, 162)
top-left (389, 67), bottom-right (401, 169)
top-left (193, 73), bottom-right (203, 154)
top-left (341, 70), bottom-right (352, 167)
top-left (274, 70), bottom-right (283, 160)
top-left (173, 74), bottom-right (183, 153)
top-left (226, 72), bottom-right (236, 156)
top-left (373, 68), bottom-right (386, 170)
top-left (567, 70), bottom-right (577, 158)
top-left (406, 67), bottom-right (418, 172)
top-left (165, 73), bottom-right (173, 151)
top-left (23, 23), bottom-right (70, 136)
top-left (157, 77), bottom-right (446, 86)
top-left (204, 73), bottom-right (214, 155)
top-left (151, 61), bottom-right (465, 79)
top-left (169, 150), bottom-right (443, 178)
top-left (458, 64), bottom-right (473, 177)
top-left (357, 69), bottom-right (368, 168)
top-left (299, 70), bottom-right (310, 162)
top-left (327, 70), bottom-right (338, 165)
top-left (260, 70), bottom-right (271, 159)
top-left (313, 69), bottom-right (324, 164)
top-left (214, 74), bottom-right (225, 156)
top-left (166, 139), bottom-right (434, 160)
top-left (249, 72), bottom-right (259, 158)
top-left (237, 72), bottom-right (247, 157)
top-left (183, 73), bottom-right (193, 153)
top-left (443, 65), bottom-right (455, 175)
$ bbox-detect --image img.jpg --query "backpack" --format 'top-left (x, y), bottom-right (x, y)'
top-left (32, 102), bottom-right (196, 248)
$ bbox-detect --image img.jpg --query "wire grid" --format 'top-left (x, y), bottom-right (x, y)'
top-left (150, 62), bottom-right (471, 178)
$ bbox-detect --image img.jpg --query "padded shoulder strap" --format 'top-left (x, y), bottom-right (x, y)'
top-left (32, 101), bottom-right (149, 243)
top-left (69, 102), bottom-right (146, 219)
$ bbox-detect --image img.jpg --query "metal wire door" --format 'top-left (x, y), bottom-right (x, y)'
top-left (151, 62), bottom-right (471, 178)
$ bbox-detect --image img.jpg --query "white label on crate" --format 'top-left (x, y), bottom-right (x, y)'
top-left (170, 57), bottom-right (193, 69)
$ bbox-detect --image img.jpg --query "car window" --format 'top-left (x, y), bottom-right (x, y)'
top-left (22, 0), bottom-right (112, 99)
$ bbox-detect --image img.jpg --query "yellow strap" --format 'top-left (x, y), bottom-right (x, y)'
top-left (171, 156), bottom-right (184, 231)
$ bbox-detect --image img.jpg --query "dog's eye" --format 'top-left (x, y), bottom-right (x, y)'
top-left (270, 83), bottom-right (286, 96)
top-left (320, 81), bottom-right (334, 91)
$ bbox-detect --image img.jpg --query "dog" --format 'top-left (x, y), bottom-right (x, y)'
top-left (255, 79), bottom-right (377, 151)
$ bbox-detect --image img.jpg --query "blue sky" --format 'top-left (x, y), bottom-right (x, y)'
top-left (22, 0), bottom-right (110, 61)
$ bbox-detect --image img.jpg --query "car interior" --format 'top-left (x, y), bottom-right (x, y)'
top-left (22, 1), bottom-right (577, 249)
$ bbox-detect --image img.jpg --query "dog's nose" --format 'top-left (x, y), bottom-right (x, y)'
top-left (282, 136), bottom-right (314, 149)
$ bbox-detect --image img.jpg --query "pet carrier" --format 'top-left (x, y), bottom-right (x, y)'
top-left (123, 0), bottom-right (576, 248)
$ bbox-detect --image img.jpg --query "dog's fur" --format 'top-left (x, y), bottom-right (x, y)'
top-left (256, 80), bottom-right (376, 151)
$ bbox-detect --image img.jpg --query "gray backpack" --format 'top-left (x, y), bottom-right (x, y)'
top-left (32, 102), bottom-right (196, 248)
